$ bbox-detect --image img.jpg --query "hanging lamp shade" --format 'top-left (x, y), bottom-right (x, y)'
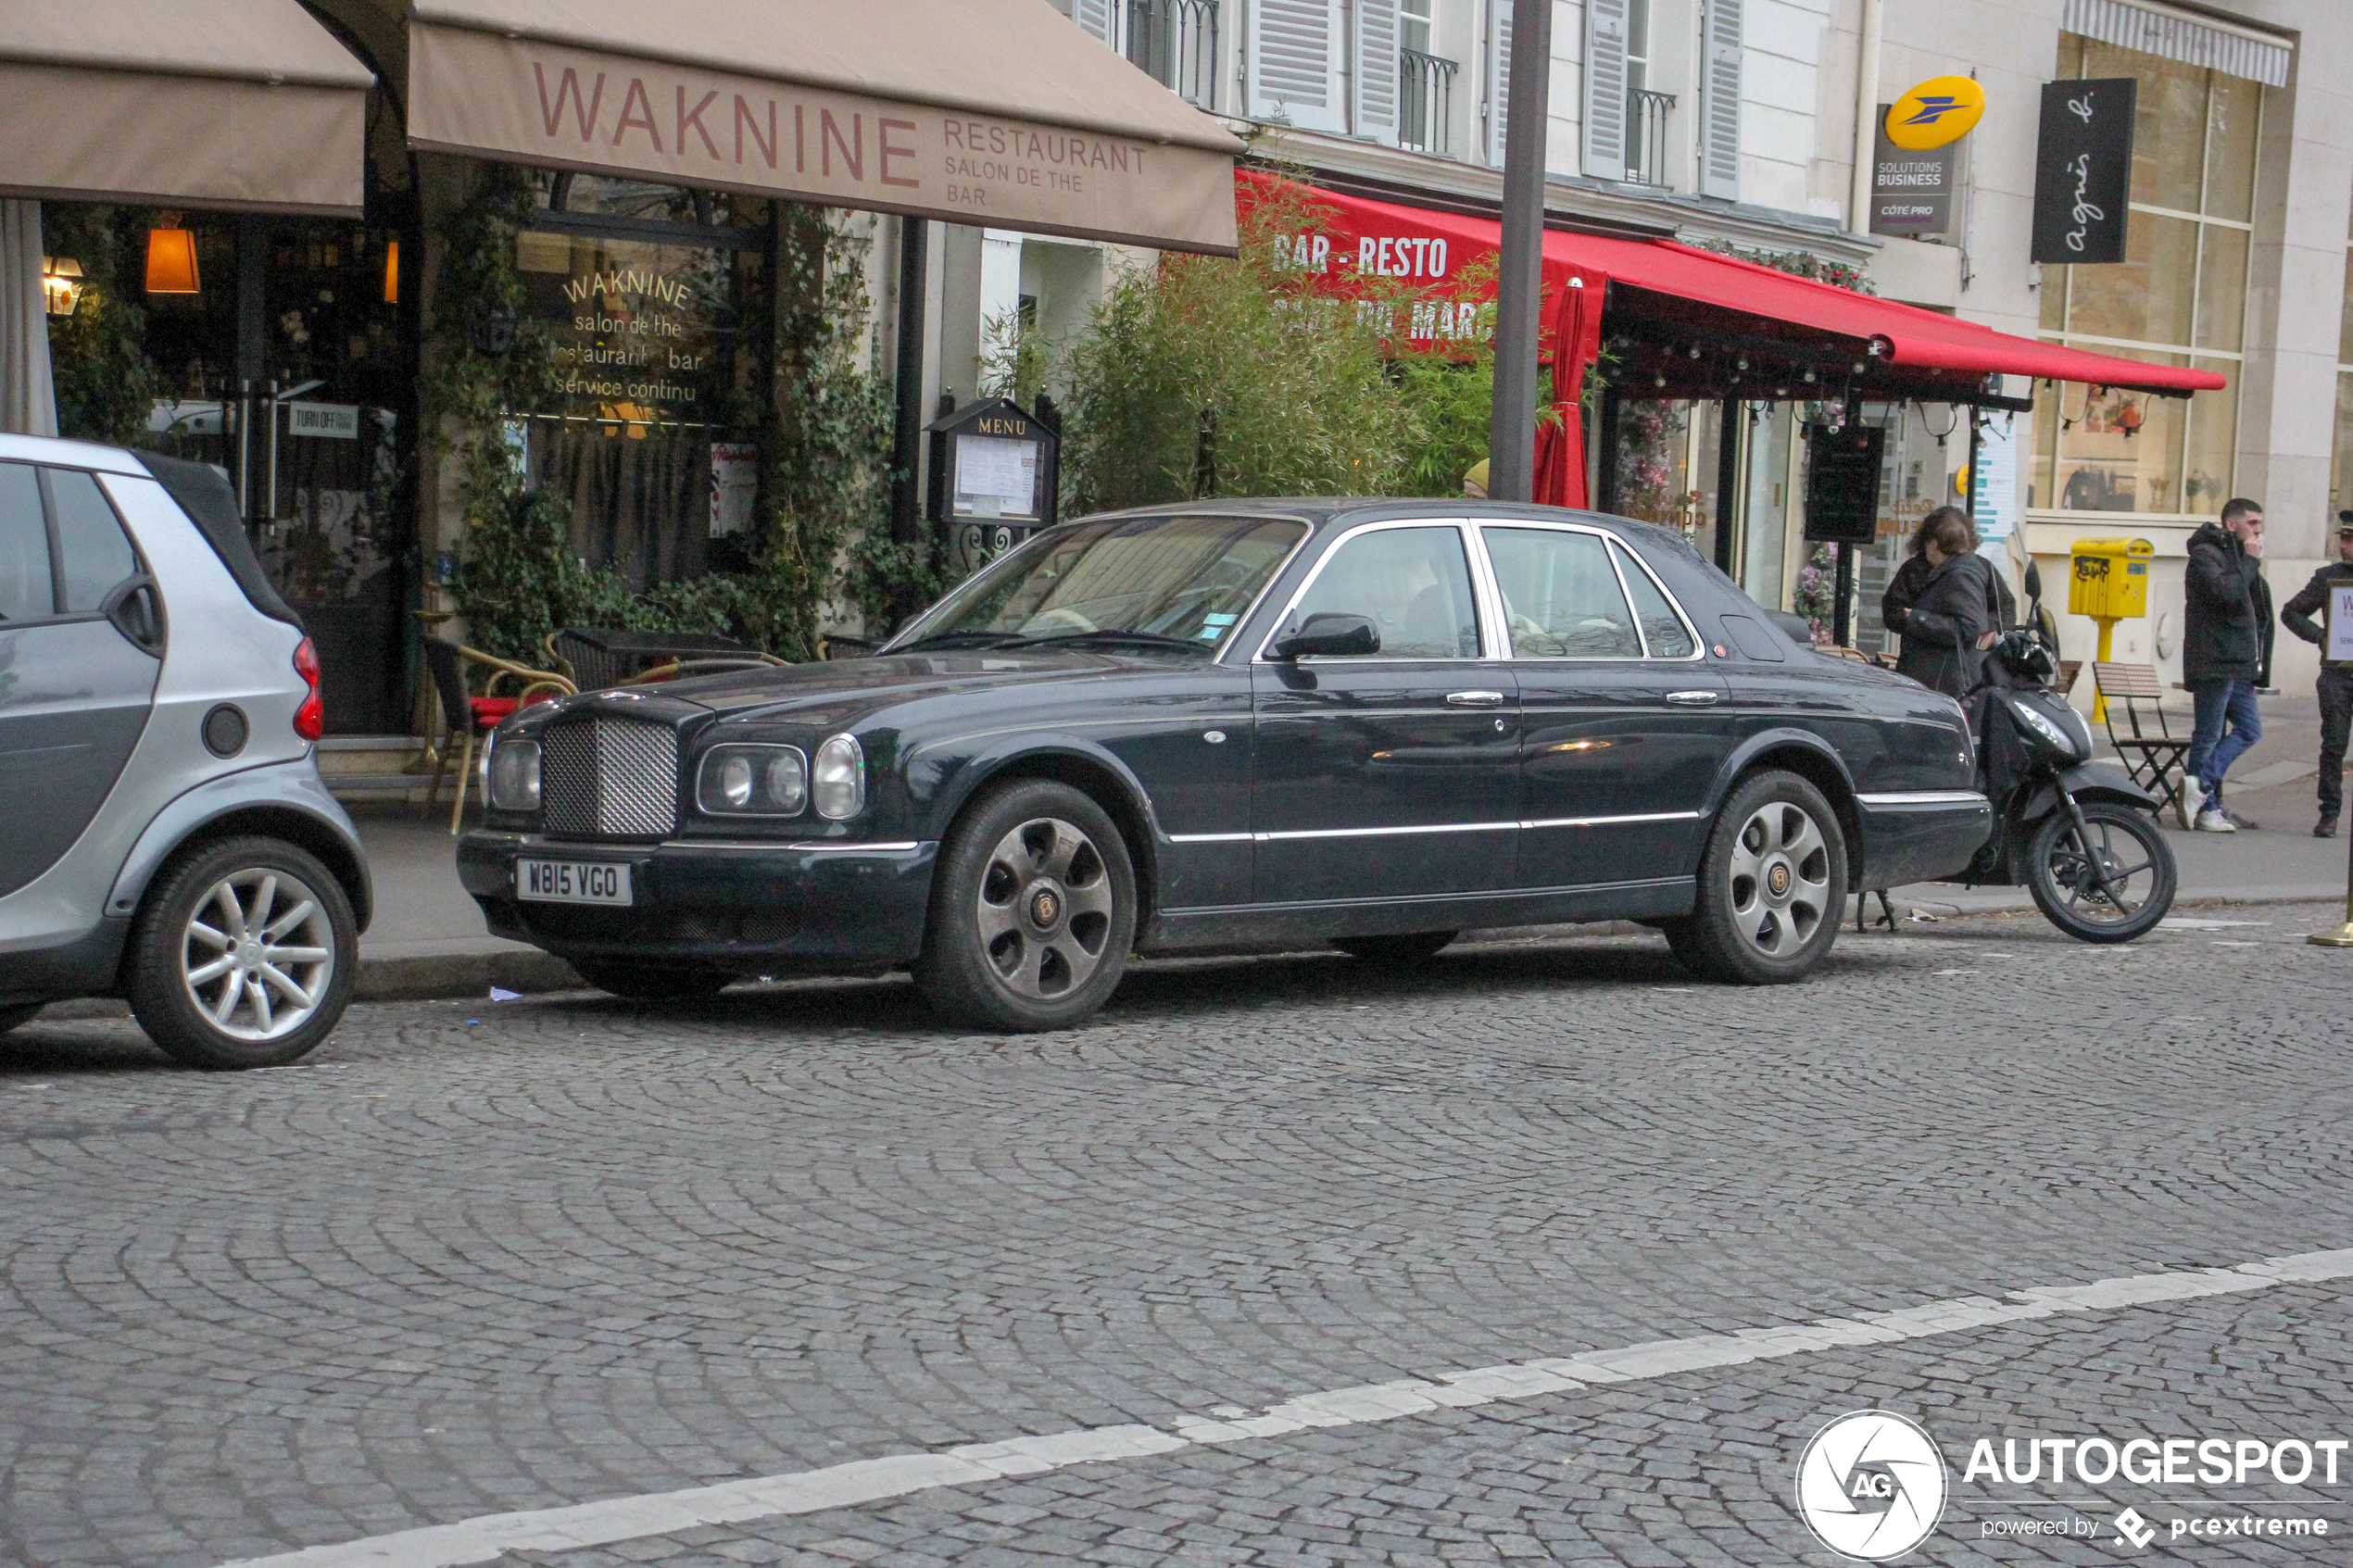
top-left (145, 224), bottom-right (200, 294)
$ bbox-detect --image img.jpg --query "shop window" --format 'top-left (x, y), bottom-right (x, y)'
top-left (511, 173), bottom-right (769, 592)
top-left (2032, 32), bottom-right (2259, 520)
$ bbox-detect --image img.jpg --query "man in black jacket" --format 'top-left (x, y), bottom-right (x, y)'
top-left (2280, 513), bottom-right (2353, 837)
top-left (2180, 498), bottom-right (2274, 832)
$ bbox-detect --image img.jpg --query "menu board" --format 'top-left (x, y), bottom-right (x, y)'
top-left (1805, 424), bottom-right (1887, 545)
top-left (952, 434), bottom-right (1040, 520)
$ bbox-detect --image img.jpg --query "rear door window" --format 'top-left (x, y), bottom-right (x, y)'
top-left (47, 470), bottom-right (140, 612)
top-left (0, 463), bottom-right (49, 622)
top-left (1483, 527), bottom-right (1640, 658)
top-left (1612, 542), bottom-right (1698, 658)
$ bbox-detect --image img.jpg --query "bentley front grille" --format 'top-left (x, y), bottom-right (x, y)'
top-left (540, 717), bottom-right (680, 837)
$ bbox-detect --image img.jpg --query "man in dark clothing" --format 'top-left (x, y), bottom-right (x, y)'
top-left (2181, 498), bottom-right (2274, 832)
top-left (2280, 513), bottom-right (2353, 837)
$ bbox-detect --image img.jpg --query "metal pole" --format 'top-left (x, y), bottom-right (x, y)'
top-left (888, 217), bottom-right (928, 546)
top-left (1486, 0), bottom-right (1554, 503)
top-left (1713, 399), bottom-right (1742, 576)
top-left (1833, 544), bottom-right (1856, 648)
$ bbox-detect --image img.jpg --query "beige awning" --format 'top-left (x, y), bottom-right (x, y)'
top-left (407, 0), bottom-right (1243, 254)
top-left (0, 0), bottom-right (373, 215)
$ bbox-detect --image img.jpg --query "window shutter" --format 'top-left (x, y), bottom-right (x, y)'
top-left (1486, 0), bottom-right (1513, 164)
top-left (1355, 0), bottom-right (1401, 143)
top-left (1582, 0), bottom-right (1629, 182)
top-left (1699, 0), bottom-right (1743, 199)
top-left (1252, 0), bottom-right (1338, 129)
top-left (1060, 0), bottom-right (1114, 44)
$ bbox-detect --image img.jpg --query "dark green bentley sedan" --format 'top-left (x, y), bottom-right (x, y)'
top-left (458, 502), bottom-right (1987, 1029)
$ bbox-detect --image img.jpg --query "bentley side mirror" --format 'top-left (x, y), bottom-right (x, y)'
top-left (1270, 612), bottom-right (1380, 660)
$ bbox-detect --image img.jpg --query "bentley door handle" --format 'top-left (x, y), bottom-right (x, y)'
top-left (1665, 690), bottom-right (1721, 707)
top-left (1445, 690), bottom-right (1506, 706)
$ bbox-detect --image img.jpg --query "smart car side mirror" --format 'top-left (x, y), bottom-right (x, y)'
top-left (1270, 612), bottom-right (1380, 660)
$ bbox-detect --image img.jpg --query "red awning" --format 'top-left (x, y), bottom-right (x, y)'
top-left (1239, 171), bottom-right (2226, 399)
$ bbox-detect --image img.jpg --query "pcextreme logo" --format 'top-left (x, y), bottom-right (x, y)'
top-left (1885, 76), bottom-right (1987, 150)
top-left (1795, 1411), bottom-right (1950, 1561)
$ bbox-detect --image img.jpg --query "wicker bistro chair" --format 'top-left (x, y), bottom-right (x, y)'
top-left (422, 637), bottom-right (575, 834)
top-left (2091, 661), bottom-right (2192, 822)
top-left (620, 654), bottom-right (786, 684)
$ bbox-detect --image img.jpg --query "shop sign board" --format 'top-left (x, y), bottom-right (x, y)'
top-left (1884, 76), bottom-right (1986, 151)
top-left (515, 230), bottom-right (731, 425)
top-left (710, 443), bottom-right (758, 537)
top-left (1804, 424), bottom-right (1886, 546)
top-left (285, 401), bottom-right (359, 439)
top-left (2329, 583), bottom-right (2353, 663)
top-left (1968, 413), bottom-right (2019, 544)
top-left (2032, 78), bottom-right (2136, 265)
top-left (406, 21), bottom-right (1239, 254)
top-left (1871, 107), bottom-right (1957, 238)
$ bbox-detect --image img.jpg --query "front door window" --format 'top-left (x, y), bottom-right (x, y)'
top-left (1285, 523), bottom-right (1480, 659)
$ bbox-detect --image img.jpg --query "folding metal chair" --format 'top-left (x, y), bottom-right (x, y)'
top-left (2091, 661), bottom-right (2190, 822)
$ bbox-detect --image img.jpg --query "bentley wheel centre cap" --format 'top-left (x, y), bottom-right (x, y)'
top-left (1766, 862), bottom-right (1791, 898)
top-left (1029, 887), bottom-right (1062, 927)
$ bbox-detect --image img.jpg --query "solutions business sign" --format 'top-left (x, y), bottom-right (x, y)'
top-left (2031, 79), bottom-right (2136, 265)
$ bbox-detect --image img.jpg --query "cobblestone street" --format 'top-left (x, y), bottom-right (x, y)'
top-left (3, 907), bottom-right (2348, 1567)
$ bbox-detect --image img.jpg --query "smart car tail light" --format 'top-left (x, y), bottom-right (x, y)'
top-left (292, 637), bottom-right (325, 742)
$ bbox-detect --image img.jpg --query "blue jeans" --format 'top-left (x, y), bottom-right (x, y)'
top-left (2186, 679), bottom-right (2262, 799)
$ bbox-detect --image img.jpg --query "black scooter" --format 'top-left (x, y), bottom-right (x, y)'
top-left (1927, 566), bottom-right (2178, 942)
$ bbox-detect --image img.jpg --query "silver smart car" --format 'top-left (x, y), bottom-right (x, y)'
top-left (0, 434), bottom-right (370, 1068)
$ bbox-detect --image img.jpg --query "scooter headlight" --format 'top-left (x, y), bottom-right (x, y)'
top-left (2014, 701), bottom-right (2082, 761)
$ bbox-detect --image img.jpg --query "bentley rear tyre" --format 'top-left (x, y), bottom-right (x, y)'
top-left (573, 960), bottom-right (736, 1001)
top-left (916, 780), bottom-right (1137, 1032)
top-left (1678, 771), bottom-right (1846, 984)
top-left (126, 836), bottom-right (359, 1070)
top-left (1330, 931), bottom-right (1458, 963)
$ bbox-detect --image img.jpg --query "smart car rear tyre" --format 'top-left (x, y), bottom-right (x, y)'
top-left (1330, 931), bottom-right (1458, 962)
top-left (916, 780), bottom-right (1137, 1032)
top-left (573, 960), bottom-right (735, 1000)
top-left (1679, 771), bottom-right (1846, 985)
top-left (127, 836), bottom-right (358, 1069)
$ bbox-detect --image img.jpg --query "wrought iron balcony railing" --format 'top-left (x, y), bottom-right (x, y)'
top-left (1628, 87), bottom-right (1676, 187)
top-left (1126, 0), bottom-right (1220, 110)
top-left (1400, 47), bottom-right (1458, 157)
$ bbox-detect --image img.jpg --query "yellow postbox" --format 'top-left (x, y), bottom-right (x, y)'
top-left (2069, 536), bottom-right (2154, 720)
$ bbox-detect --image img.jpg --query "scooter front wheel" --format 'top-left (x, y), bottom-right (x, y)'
top-left (2024, 801), bottom-right (2175, 942)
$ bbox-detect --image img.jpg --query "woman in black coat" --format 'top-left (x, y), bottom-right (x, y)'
top-left (1883, 507), bottom-right (1997, 696)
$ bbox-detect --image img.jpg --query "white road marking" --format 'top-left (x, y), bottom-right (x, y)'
top-left (216, 1247), bottom-right (2353, 1568)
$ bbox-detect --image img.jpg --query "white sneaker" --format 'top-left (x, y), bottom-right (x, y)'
top-left (2177, 774), bottom-right (2203, 830)
top-left (2194, 806), bottom-right (2237, 833)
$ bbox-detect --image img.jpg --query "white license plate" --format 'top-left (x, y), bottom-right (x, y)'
top-left (517, 859), bottom-right (633, 905)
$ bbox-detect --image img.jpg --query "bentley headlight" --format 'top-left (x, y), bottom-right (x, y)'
top-left (812, 733), bottom-right (866, 820)
top-left (698, 744), bottom-right (811, 815)
top-left (486, 738), bottom-right (541, 811)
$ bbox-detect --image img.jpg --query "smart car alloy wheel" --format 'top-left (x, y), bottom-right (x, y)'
top-left (127, 837), bottom-right (359, 1069)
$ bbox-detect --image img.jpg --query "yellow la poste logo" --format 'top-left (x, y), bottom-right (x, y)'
top-left (1885, 77), bottom-right (1985, 150)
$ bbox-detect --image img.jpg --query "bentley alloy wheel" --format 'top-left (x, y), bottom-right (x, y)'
top-left (1670, 770), bottom-right (1847, 985)
top-left (918, 780), bottom-right (1137, 1031)
top-left (128, 836), bottom-right (359, 1069)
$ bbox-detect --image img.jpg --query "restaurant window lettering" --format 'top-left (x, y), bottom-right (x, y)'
top-left (510, 174), bottom-right (767, 590)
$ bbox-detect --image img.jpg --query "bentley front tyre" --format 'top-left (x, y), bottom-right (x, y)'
top-left (2025, 801), bottom-right (2174, 942)
top-left (126, 836), bottom-right (359, 1069)
top-left (916, 780), bottom-right (1137, 1032)
top-left (1681, 771), bottom-right (1846, 984)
